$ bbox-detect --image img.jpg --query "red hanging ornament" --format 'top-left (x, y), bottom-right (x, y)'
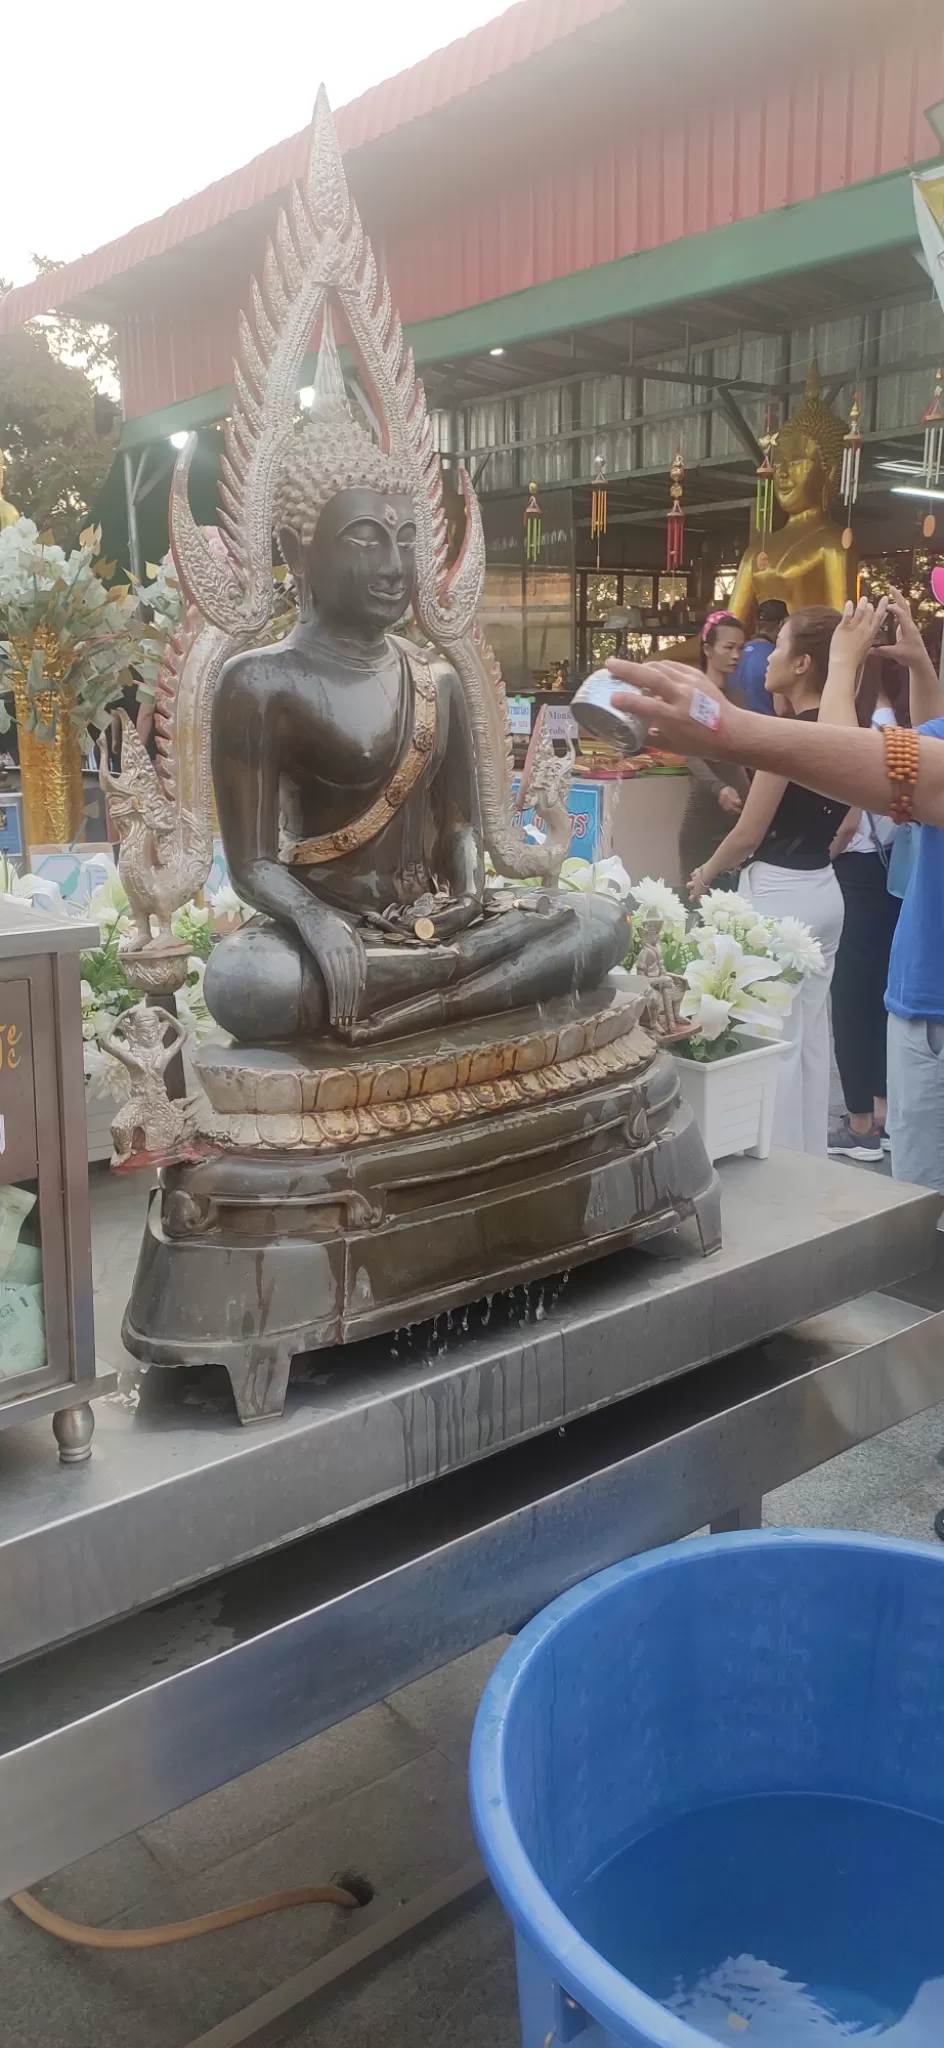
top-left (840, 392), bottom-right (862, 552)
top-left (590, 454), bottom-right (608, 569)
top-left (921, 369), bottom-right (944, 539)
top-left (524, 480), bottom-right (543, 565)
top-left (666, 448), bottom-right (685, 571)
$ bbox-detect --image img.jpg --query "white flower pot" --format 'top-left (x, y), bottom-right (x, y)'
top-left (672, 1036), bottom-right (783, 1165)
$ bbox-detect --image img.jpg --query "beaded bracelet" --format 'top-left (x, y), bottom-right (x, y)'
top-left (882, 723), bottom-right (919, 825)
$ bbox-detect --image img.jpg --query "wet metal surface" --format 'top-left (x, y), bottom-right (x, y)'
top-left (0, 1288), bottom-right (941, 1896)
top-left (0, 1152), bottom-right (939, 1670)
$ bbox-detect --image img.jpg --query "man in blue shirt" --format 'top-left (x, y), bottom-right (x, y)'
top-left (731, 599), bottom-right (788, 715)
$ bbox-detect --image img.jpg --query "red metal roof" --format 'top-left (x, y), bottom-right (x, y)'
top-left (0, 0), bottom-right (624, 336)
top-left (106, 17), bottom-right (944, 425)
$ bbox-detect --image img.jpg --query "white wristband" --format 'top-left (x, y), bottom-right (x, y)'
top-left (689, 689), bottom-right (723, 732)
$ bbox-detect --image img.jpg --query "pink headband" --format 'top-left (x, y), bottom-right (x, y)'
top-left (701, 609), bottom-right (733, 642)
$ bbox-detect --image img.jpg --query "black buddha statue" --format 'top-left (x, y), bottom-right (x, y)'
top-left (111, 90), bottom-right (718, 1424)
top-left (205, 331), bottom-right (627, 1047)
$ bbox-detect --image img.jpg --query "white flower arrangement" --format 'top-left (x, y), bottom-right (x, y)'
top-left (679, 929), bottom-right (794, 1054)
top-left (618, 879), bottom-right (823, 1062)
top-left (0, 518), bottom-right (145, 741)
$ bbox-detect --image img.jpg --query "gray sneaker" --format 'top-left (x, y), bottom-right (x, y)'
top-left (828, 1120), bottom-right (883, 1163)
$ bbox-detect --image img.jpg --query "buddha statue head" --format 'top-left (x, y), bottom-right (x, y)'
top-left (275, 312), bottom-right (416, 634)
top-left (773, 363), bottom-right (846, 519)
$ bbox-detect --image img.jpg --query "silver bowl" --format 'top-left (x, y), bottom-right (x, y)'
top-left (571, 670), bottom-right (648, 753)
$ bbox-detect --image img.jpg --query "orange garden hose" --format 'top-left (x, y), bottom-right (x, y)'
top-left (10, 1872), bottom-right (373, 1950)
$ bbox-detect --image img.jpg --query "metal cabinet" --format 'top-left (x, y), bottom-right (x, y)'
top-left (0, 901), bottom-right (114, 1460)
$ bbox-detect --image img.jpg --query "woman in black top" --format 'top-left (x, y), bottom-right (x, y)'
top-left (687, 607), bottom-right (846, 1157)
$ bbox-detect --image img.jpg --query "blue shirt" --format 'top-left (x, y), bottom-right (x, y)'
top-left (732, 637), bottom-right (776, 714)
top-left (886, 717), bottom-right (944, 1022)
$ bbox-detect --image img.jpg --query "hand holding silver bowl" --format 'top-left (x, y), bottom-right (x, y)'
top-left (571, 670), bottom-right (649, 753)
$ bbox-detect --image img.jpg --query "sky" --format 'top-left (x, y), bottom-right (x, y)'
top-left (1, 0), bottom-right (512, 288)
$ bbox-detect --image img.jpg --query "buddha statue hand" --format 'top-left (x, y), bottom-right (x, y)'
top-left (294, 903), bottom-right (367, 1034)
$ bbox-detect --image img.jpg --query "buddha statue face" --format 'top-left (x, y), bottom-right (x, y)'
top-left (773, 428), bottom-right (832, 517)
top-left (280, 486), bottom-right (417, 636)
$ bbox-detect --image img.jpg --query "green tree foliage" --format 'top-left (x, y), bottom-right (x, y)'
top-left (0, 260), bottom-right (120, 547)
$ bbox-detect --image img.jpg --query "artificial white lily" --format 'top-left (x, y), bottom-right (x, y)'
top-left (560, 855), bottom-right (633, 901)
top-left (681, 931), bottom-right (794, 1045)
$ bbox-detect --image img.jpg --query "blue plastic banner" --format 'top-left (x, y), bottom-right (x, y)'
top-left (511, 778), bottom-right (602, 862)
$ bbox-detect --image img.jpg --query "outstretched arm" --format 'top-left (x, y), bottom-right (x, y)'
top-left (818, 597), bottom-right (888, 729)
top-left (688, 770), bottom-right (787, 897)
top-left (883, 587), bottom-right (944, 728)
top-left (607, 659), bottom-right (944, 824)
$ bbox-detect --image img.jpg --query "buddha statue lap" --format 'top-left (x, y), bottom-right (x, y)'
top-left (109, 90), bottom-right (719, 1423)
top-left (730, 364), bottom-right (854, 629)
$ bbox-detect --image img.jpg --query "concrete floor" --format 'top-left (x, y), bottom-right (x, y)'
top-left (3, 1164), bottom-right (944, 2048)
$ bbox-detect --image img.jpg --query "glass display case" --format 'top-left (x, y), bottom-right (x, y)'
top-left (0, 900), bottom-right (114, 1461)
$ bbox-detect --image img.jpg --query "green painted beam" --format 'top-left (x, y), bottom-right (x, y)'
top-left (406, 169), bottom-right (918, 362)
top-left (120, 386), bottom-right (232, 452)
top-left (119, 169), bottom-right (919, 453)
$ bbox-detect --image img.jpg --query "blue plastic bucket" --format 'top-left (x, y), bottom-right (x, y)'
top-left (470, 1530), bottom-right (944, 2048)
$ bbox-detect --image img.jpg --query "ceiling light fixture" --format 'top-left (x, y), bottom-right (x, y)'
top-left (891, 484), bottom-right (944, 501)
top-left (169, 431), bottom-right (190, 450)
top-left (489, 347), bottom-right (505, 357)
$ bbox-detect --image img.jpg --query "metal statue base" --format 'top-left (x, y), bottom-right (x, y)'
top-left (121, 988), bottom-right (720, 1423)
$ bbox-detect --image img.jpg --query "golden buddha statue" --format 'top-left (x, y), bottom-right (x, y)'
top-left (0, 451), bottom-right (19, 530)
top-left (730, 363), bottom-right (854, 630)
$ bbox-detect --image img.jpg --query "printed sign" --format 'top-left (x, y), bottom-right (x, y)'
top-left (28, 845), bottom-right (115, 909)
top-left (0, 799), bottom-right (23, 858)
top-left (508, 697), bottom-right (533, 739)
top-left (511, 778), bottom-right (602, 861)
top-left (544, 704), bottom-right (578, 742)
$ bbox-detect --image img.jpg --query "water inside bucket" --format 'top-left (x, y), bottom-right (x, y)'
top-left (566, 1793), bottom-right (944, 2042)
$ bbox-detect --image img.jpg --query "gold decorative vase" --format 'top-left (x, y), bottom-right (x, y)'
top-left (10, 627), bottom-right (86, 849)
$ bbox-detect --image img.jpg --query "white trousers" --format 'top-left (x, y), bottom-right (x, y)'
top-left (738, 862), bottom-right (844, 1157)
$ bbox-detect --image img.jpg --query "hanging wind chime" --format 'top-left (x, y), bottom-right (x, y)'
top-left (840, 392), bottom-right (862, 552)
top-left (666, 447), bottom-right (685, 571)
top-left (920, 369), bottom-right (944, 539)
top-left (754, 412), bottom-right (777, 572)
top-left (523, 480), bottom-right (543, 565)
top-left (590, 454), bottom-right (608, 568)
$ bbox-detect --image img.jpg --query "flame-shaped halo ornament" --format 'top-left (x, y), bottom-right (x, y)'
top-left (104, 90), bottom-right (574, 984)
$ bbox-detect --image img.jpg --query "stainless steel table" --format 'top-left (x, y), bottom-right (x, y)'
top-left (1, 1152), bottom-right (942, 2029)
